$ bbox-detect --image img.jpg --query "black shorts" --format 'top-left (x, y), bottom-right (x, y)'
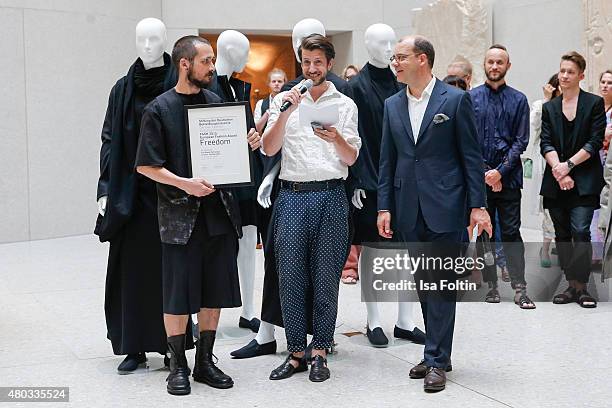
top-left (161, 208), bottom-right (241, 315)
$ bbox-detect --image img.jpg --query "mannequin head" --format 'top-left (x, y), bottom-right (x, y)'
top-left (292, 18), bottom-right (325, 62)
top-left (215, 30), bottom-right (250, 77)
top-left (135, 18), bottom-right (167, 69)
top-left (364, 24), bottom-right (396, 69)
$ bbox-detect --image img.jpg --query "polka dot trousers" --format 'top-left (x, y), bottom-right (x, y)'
top-left (273, 185), bottom-right (350, 352)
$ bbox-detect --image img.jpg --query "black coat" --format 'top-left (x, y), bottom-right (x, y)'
top-left (95, 53), bottom-right (177, 242)
top-left (539, 90), bottom-right (606, 198)
top-left (347, 63), bottom-right (403, 192)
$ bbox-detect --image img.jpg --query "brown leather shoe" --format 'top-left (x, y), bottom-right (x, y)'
top-left (409, 360), bottom-right (452, 379)
top-left (424, 367), bottom-right (446, 392)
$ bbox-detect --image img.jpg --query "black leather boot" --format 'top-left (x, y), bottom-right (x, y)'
top-left (193, 330), bottom-right (234, 389)
top-left (166, 335), bottom-right (191, 396)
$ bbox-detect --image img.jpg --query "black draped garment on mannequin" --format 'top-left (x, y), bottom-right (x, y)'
top-left (95, 53), bottom-right (193, 355)
top-left (208, 73), bottom-right (264, 227)
top-left (348, 63), bottom-right (403, 243)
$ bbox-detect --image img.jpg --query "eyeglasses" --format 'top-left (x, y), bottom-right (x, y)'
top-left (389, 53), bottom-right (418, 63)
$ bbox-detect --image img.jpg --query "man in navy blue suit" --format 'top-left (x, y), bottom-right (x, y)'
top-left (377, 35), bottom-right (491, 392)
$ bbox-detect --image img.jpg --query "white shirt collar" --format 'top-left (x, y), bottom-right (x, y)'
top-left (406, 76), bottom-right (436, 102)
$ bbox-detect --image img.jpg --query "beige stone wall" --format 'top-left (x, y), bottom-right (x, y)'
top-left (584, 0), bottom-right (612, 93)
top-left (411, 0), bottom-right (492, 86)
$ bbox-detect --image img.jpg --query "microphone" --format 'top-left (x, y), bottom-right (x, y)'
top-left (280, 79), bottom-right (314, 112)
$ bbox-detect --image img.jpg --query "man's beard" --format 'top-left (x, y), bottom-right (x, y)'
top-left (486, 69), bottom-right (507, 82)
top-left (187, 66), bottom-right (212, 88)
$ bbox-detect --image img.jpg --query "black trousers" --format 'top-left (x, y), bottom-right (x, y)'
top-left (482, 187), bottom-right (526, 288)
top-left (548, 206), bottom-right (595, 284)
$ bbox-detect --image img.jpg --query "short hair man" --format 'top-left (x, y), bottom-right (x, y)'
top-left (540, 51), bottom-right (606, 308)
top-left (254, 68), bottom-right (287, 133)
top-left (135, 35), bottom-right (261, 395)
top-left (378, 35), bottom-right (491, 392)
top-left (262, 34), bottom-right (360, 383)
top-left (447, 56), bottom-right (473, 89)
top-left (469, 44), bottom-right (534, 308)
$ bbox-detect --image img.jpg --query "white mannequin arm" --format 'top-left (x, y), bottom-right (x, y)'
top-left (351, 189), bottom-right (366, 209)
top-left (257, 162), bottom-right (281, 208)
top-left (97, 196), bottom-right (107, 216)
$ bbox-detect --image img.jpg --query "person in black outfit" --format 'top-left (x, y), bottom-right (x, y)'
top-left (95, 18), bottom-right (184, 374)
top-left (540, 51), bottom-right (606, 308)
top-left (135, 35), bottom-right (261, 395)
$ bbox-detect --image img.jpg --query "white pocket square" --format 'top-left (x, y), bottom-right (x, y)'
top-left (433, 113), bottom-right (450, 124)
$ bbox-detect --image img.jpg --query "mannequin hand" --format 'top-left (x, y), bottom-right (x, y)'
top-left (97, 196), bottom-right (107, 216)
top-left (352, 189), bottom-right (366, 209)
top-left (257, 174), bottom-right (274, 208)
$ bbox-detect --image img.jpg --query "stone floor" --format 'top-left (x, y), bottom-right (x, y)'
top-left (1, 230), bottom-right (611, 407)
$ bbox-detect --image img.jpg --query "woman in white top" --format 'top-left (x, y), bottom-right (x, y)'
top-left (525, 74), bottom-right (561, 267)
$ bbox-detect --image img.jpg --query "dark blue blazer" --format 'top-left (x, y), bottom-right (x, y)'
top-left (378, 79), bottom-right (486, 233)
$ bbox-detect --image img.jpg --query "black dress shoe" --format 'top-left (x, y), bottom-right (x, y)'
top-left (193, 331), bottom-right (234, 389)
top-left (424, 367), bottom-right (446, 392)
top-left (117, 353), bottom-right (147, 374)
top-left (394, 326), bottom-right (426, 345)
top-left (239, 317), bottom-right (261, 333)
top-left (309, 355), bottom-right (330, 382)
top-left (409, 359), bottom-right (452, 379)
top-left (270, 354), bottom-right (308, 380)
top-left (230, 339), bottom-right (277, 359)
top-left (366, 327), bottom-right (389, 347)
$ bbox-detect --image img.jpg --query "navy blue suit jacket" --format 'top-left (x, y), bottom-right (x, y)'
top-left (378, 79), bottom-right (486, 233)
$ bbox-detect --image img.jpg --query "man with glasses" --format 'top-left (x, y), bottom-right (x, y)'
top-left (378, 35), bottom-right (490, 392)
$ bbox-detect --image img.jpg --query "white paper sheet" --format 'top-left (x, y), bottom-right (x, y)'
top-left (298, 103), bottom-right (340, 128)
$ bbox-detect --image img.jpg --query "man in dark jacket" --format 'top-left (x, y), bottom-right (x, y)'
top-left (540, 51), bottom-right (606, 308)
top-left (135, 35), bottom-right (261, 396)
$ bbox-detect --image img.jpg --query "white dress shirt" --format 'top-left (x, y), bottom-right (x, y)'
top-left (407, 75), bottom-right (436, 142)
top-left (266, 81), bottom-right (361, 182)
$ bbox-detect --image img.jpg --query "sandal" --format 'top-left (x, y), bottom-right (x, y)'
top-left (485, 288), bottom-right (500, 303)
top-left (514, 291), bottom-right (536, 309)
top-left (553, 286), bottom-right (577, 304)
top-left (576, 290), bottom-right (597, 308)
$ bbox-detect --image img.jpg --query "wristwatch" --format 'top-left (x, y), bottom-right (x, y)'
top-left (566, 159), bottom-right (575, 170)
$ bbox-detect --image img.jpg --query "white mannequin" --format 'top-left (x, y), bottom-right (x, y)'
top-left (216, 30), bottom-right (259, 326)
top-left (291, 18), bottom-right (325, 62)
top-left (97, 17), bottom-right (167, 216)
top-left (250, 18), bottom-right (326, 346)
top-left (352, 23), bottom-right (396, 210)
top-left (350, 24), bottom-right (422, 344)
top-left (215, 30), bottom-right (250, 78)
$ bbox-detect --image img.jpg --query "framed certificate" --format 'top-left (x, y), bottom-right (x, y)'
top-left (185, 102), bottom-right (253, 188)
